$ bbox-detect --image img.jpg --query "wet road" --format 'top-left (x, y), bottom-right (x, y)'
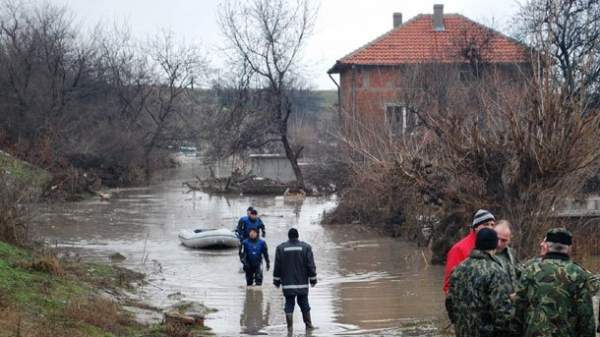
top-left (33, 160), bottom-right (447, 336)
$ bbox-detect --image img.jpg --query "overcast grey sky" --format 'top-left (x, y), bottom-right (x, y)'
top-left (50, 0), bottom-right (524, 89)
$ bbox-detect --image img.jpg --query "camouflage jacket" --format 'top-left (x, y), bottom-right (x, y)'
top-left (519, 256), bottom-right (542, 269)
top-left (588, 273), bottom-right (600, 294)
top-left (496, 247), bottom-right (519, 292)
top-left (515, 252), bottom-right (595, 337)
top-left (446, 249), bottom-right (515, 337)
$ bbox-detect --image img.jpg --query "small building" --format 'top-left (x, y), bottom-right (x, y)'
top-left (249, 154), bottom-right (296, 183)
top-left (328, 4), bottom-right (530, 135)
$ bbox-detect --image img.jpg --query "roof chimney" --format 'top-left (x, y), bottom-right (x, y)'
top-left (393, 12), bottom-right (403, 28)
top-left (433, 4), bottom-right (444, 31)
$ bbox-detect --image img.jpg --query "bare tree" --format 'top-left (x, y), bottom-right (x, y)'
top-left (517, 0), bottom-right (600, 105)
top-left (218, 0), bottom-right (318, 191)
top-left (141, 31), bottom-right (205, 180)
top-left (202, 63), bottom-right (274, 160)
top-left (0, 1), bottom-right (207, 193)
top-left (0, 1), bottom-right (82, 149)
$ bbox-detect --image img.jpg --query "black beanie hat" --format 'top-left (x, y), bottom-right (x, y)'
top-left (545, 227), bottom-right (573, 245)
top-left (476, 228), bottom-right (498, 251)
top-left (288, 228), bottom-right (299, 240)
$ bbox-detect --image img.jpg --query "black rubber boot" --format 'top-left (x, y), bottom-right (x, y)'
top-left (302, 311), bottom-right (315, 330)
top-left (285, 313), bottom-right (293, 332)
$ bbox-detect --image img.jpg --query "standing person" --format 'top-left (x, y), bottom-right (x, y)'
top-left (239, 228), bottom-right (270, 287)
top-left (446, 228), bottom-right (515, 337)
top-left (236, 209), bottom-right (266, 242)
top-left (519, 238), bottom-right (549, 270)
top-left (494, 220), bottom-right (519, 291)
top-left (273, 228), bottom-right (317, 332)
top-left (236, 207), bottom-right (256, 272)
top-left (236, 207), bottom-right (254, 239)
top-left (443, 209), bottom-right (496, 294)
top-left (239, 207), bottom-right (254, 224)
top-left (515, 228), bottom-right (595, 337)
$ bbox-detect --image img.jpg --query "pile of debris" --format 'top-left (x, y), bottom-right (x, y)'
top-left (184, 172), bottom-right (293, 195)
top-left (164, 301), bottom-right (214, 337)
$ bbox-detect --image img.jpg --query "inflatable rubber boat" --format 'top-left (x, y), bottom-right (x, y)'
top-left (178, 228), bottom-right (240, 249)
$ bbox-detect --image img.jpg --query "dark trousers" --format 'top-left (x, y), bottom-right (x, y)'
top-left (284, 294), bottom-right (310, 314)
top-left (244, 264), bottom-right (263, 286)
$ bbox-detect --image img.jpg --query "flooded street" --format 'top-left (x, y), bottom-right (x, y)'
top-left (32, 160), bottom-right (446, 336)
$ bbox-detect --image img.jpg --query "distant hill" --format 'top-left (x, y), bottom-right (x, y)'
top-left (314, 90), bottom-right (338, 108)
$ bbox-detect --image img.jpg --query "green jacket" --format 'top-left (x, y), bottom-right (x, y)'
top-left (515, 252), bottom-right (595, 337)
top-left (496, 246), bottom-right (519, 292)
top-left (446, 249), bottom-right (515, 337)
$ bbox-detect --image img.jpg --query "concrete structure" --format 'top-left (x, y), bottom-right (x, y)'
top-left (328, 4), bottom-right (530, 136)
top-left (556, 195), bottom-right (600, 218)
top-left (249, 154), bottom-right (296, 183)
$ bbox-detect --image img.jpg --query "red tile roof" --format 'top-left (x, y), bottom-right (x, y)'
top-left (329, 14), bottom-right (531, 73)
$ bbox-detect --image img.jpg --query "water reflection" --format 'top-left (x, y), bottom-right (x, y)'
top-left (240, 289), bottom-right (270, 335)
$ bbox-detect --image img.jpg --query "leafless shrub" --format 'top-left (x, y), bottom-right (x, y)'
top-left (64, 296), bottom-right (132, 334)
top-left (15, 253), bottom-right (64, 277)
top-left (0, 171), bottom-right (35, 244)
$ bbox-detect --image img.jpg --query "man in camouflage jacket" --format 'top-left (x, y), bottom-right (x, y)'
top-left (515, 227), bottom-right (595, 337)
top-left (494, 220), bottom-right (519, 292)
top-left (446, 228), bottom-right (515, 337)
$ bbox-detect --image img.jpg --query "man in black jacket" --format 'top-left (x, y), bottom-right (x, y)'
top-left (273, 228), bottom-right (317, 332)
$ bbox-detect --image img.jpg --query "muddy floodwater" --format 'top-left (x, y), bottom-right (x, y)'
top-left (33, 159), bottom-right (447, 336)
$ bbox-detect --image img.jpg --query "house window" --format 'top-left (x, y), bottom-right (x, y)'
top-left (385, 104), bottom-right (417, 136)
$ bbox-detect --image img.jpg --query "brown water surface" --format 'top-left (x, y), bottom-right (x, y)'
top-left (33, 160), bottom-right (446, 336)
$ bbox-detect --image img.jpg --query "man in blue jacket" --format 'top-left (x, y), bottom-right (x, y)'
top-left (273, 228), bottom-right (317, 332)
top-left (236, 207), bottom-right (253, 238)
top-left (236, 209), bottom-right (266, 241)
top-left (239, 228), bottom-right (270, 286)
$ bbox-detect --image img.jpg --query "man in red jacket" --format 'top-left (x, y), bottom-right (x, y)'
top-left (442, 209), bottom-right (496, 294)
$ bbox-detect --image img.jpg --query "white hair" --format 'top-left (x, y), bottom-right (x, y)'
top-left (495, 220), bottom-right (512, 232)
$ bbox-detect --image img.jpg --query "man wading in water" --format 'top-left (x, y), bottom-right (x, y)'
top-left (239, 228), bottom-right (269, 287)
top-left (273, 228), bottom-right (317, 332)
top-left (236, 208), bottom-right (266, 241)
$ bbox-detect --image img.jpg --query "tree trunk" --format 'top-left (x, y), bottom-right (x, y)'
top-left (281, 134), bottom-right (305, 192)
top-left (144, 147), bottom-right (152, 183)
top-left (144, 124), bottom-right (165, 183)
